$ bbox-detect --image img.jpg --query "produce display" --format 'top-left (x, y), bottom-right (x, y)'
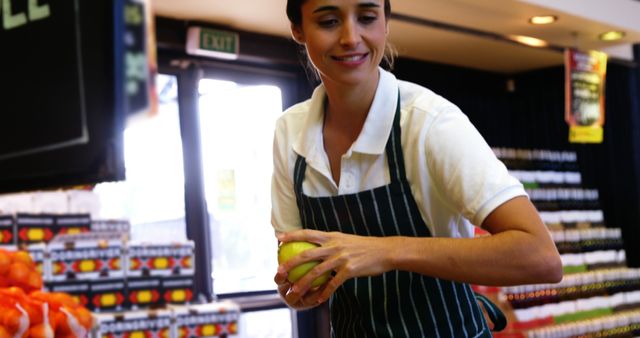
top-left (0, 249), bottom-right (93, 338)
top-left (0, 248), bottom-right (43, 292)
top-left (0, 200), bottom-right (236, 337)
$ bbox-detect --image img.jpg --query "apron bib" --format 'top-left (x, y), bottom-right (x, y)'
top-left (293, 94), bottom-right (502, 337)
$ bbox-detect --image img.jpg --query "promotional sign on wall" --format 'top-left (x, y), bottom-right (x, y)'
top-left (565, 49), bottom-right (608, 143)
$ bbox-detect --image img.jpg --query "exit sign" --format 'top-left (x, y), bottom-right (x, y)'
top-left (186, 27), bottom-right (239, 60)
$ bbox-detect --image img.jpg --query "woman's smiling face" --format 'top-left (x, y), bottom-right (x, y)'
top-left (292, 0), bottom-right (388, 87)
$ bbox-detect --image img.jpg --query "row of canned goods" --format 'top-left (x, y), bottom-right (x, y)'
top-left (550, 228), bottom-right (624, 254)
top-left (525, 309), bottom-right (640, 338)
top-left (503, 268), bottom-right (640, 309)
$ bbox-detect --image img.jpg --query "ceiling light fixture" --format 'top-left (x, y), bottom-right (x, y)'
top-left (599, 31), bottom-right (625, 41)
top-left (509, 35), bottom-right (549, 48)
top-left (529, 15), bottom-right (557, 25)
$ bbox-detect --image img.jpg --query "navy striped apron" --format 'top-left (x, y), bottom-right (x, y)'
top-left (293, 96), bottom-right (501, 337)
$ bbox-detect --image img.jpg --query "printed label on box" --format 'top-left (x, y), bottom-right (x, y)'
top-left (55, 213), bottom-right (91, 235)
top-left (90, 279), bottom-right (127, 312)
top-left (49, 241), bottom-right (124, 281)
top-left (175, 311), bottom-right (240, 338)
top-left (91, 219), bottom-right (131, 235)
top-left (16, 213), bottom-right (56, 244)
top-left (172, 303), bottom-right (241, 338)
top-left (128, 242), bottom-right (195, 277)
top-left (161, 276), bottom-right (194, 305)
top-left (95, 310), bottom-right (173, 337)
top-left (127, 277), bottom-right (162, 309)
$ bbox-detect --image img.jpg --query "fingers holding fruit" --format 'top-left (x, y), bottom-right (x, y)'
top-left (278, 242), bottom-right (330, 280)
top-left (276, 229), bottom-right (330, 246)
top-left (277, 241), bottom-right (334, 308)
top-left (284, 283), bottom-right (326, 309)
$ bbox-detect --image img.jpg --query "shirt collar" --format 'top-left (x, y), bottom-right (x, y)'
top-left (292, 68), bottom-right (399, 162)
top-left (352, 68), bottom-right (398, 155)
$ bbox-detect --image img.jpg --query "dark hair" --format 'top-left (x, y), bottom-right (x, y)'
top-left (287, 0), bottom-right (391, 26)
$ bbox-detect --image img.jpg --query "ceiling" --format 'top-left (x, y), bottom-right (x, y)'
top-left (152, 0), bottom-right (640, 73)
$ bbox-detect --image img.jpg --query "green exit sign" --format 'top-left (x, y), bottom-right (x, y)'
top-left (186, 27), bottom-right (239, 60)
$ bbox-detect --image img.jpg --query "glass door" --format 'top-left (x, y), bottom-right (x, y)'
top-left (199, 78), bottom-right (282, 294)
top-left (197, 67), bottom-right (300, 338)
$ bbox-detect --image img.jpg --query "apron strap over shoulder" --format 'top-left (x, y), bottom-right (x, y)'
top-left (474, 293), bottom-right (507, 332)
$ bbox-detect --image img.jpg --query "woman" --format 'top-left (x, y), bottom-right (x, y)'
top-left (272, 0), bottom-right (563, 336)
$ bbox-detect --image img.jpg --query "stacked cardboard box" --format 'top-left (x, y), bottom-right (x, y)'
top-left (92, 301), bottom-right (240, 338)
top-left (42, 232), bottom-right (196, 312)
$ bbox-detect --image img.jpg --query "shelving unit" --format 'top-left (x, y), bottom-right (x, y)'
top-left (479, 148), bottom-right (640, 338)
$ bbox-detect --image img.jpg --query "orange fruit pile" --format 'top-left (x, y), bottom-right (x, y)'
top-left (0, 287), bottom-right (93, 338)
top-left (0, 249), bottom-right (93, 337)
top-left (0, 249), bottom-right (42, 292)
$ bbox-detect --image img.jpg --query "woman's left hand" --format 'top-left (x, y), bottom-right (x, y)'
top-left (277, 229), bottom-right (396, 305)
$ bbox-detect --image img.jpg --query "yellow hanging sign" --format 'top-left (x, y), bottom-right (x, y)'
top-left (565, 49), bottom-right (608, 143)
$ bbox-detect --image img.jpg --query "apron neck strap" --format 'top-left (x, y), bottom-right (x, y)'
top-left (384, 90), bottom-right (407, 183)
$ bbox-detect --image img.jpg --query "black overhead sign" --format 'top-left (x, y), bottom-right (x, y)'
top-left (0, 0), bottom-right (126, 192)
top-left (1, 0), bottom-right (88, 160)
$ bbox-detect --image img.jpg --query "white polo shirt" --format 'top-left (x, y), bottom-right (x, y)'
top-left (271, 68), bottom-right (525, 238)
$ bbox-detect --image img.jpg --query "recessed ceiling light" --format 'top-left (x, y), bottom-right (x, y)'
top-left (529, 15), bottom-right (558, 25)
top-left (599, 31), bottom-right (625, 41)
top-left (509, 35), bottom-right (549, 48)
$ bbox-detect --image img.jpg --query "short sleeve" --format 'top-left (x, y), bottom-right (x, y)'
top-left (425, 105), bottom-right (526, 226)
top-left (271, 117), bottom-right (303, 233)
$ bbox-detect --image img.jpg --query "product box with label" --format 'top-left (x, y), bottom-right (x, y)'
top-left (93, 309), bottom-right (173, 338)
top-left (16, 213), bottom-right (56, 245)
top-left (90, 278), bottom-right (127, 312)
top-left (127, 277), bottom-right (163, 309)
top-left (91, 219), bottom-right (131, 237)
top-left (56, 213), bottom-right (91, 235)
top-left (161, 275), bottom-right (195, 306)
top-left (127, 241), bottom-right (195, 277)
top-left (172, 302), bottom-right (241, 338)
top-left (0, 215), bottom-right (16, 246)
top-left (48, 232), bottom-right (125, 281)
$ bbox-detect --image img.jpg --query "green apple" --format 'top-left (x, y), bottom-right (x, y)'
top-left (278, 241), bottom-right (331, 288)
